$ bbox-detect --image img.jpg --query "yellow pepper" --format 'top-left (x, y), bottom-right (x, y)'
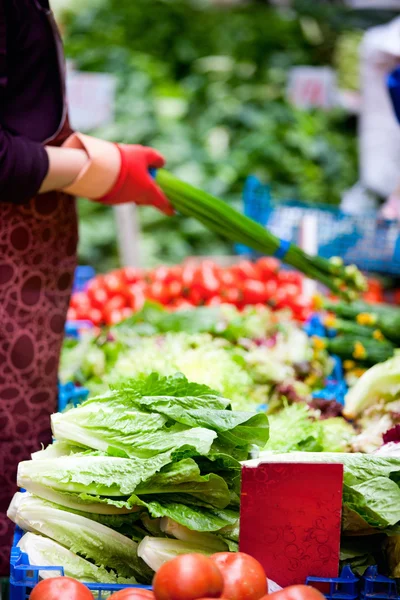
top-left (356, 312), bottom-right (376, 326)
top-left (353, 341), bottom-right (367, 360)
top-left (373, 329), bottom-right (384, 341)
top-left (343, 360), bottom-right (356, 370)
top-left (324, 314), bottom-right (336, 329)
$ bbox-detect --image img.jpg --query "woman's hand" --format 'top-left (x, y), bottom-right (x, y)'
top-left (99, 144), bottom-right (173, 215)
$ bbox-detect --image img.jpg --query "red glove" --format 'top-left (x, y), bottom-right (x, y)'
top-left (99, 144), bottom-right (173, 215)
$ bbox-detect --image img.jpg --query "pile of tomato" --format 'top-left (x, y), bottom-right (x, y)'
top-left (68, 258), bottom-right (312, 326)
top-left (30, 552), bottom-right (325, 600)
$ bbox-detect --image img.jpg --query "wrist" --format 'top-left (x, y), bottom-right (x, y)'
top-left (61, 134), bottom-right (121, 199)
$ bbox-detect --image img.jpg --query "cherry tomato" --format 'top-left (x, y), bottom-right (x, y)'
top-left (277, 271), bottom-right (302, 286)
top-left (172, 299), bottom-right (193, 311)
top-left (261, 585), bottom-right (325, 600)
top-left (194, 263), bottom-right (220, 299)
top-left (148, 281), bottom-right (170, 305)
top-left (88, 308), bottom-right (103, 326)
top-left (206, 296), bottom-right (222, 306)
top-left (188, 287), bottom-right (204, 306)
top-left (219, 269), bottom-right (237, 287)
top-left (222, 288), bottom-right (242, 306)
top-left (104, 295), bottom-right (127, 314)
top-left (242, 280), bottom-right (267, 305)
top-left (109, 590), bottom-right (155, 600)
top-left (88, 287), bottom-right (109, 309)
top-left (106, 308), bottom-right (125, 325)
top-left (104, 273), bottom-right (127, 297)
top-left (153, 554), bottom-right (223, 600)
top-left (126, 283), bottom-right (146, 311)
top-left (30, 577), bottom-right (94, 600)
top-left (256, 257), bottom-right (279, 279)
top-left (264, 280), bottom-right (278, 300)
top-left (70, 292), bottom-right (91, 311)
top-left (168, 281), bottom-right (183, 300)
top-left (232, 260), bottom-right (260, 281)
top-left (67, 307), bottom-right (77, 321)
top-left (182, 262), bottom-right (199, 290)
top-left (211, 553), bottom-right (267, 600)
top-left (151, 266), bottom-right (171, 284)
top-left (123, 267), bottom-right (142, 285)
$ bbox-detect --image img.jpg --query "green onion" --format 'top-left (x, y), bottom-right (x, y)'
top-left (156, 169), bottom-right (366, 300)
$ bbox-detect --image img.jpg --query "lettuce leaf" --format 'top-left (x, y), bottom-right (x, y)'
top-left (18, 532), bottom-right (133, 583)
top-left (9, 493), bottom-right (151, 581)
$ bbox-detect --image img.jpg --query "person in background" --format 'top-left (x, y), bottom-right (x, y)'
top-left (0, 0), bottom-right (173, 576)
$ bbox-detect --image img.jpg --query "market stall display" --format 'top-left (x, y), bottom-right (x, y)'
top-left (8, 373), bottom-right (269, 584)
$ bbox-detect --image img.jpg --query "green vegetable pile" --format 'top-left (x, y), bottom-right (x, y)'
top-left (60, 303), bottom-right (332, 413)
top-left (9, 373), bottom-right (268, 582)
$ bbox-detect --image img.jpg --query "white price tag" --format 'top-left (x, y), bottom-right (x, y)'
top-left (287, 67), bottom-right (338, 109)
top-left (345, 0), bottom-right (400, 7)
top-left (66, 67), bottom-right (117, 132)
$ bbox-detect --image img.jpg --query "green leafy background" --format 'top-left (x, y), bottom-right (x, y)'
top-left (60, 0), bottom-right (396, 271)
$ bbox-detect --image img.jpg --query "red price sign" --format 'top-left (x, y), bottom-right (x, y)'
top-left (239, 462), bottom-right (343, 588)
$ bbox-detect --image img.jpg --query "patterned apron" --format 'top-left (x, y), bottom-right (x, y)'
top-left (0, 2), bottom-right (77, 574)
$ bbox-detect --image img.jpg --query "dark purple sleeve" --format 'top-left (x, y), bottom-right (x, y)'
top-left (0, 128), bottom-right (49, 204)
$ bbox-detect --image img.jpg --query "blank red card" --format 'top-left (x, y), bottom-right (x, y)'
top-left (239, 462), bottom-right (343, 588)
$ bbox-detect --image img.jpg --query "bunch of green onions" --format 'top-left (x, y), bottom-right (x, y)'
top-left (156, 169), bottom-right (366, 301)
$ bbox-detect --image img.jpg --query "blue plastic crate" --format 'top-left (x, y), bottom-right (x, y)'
top-left (306, 565), bottom-right (400, 600)
top-left (237, 176), bottom-right (400, 275)
top-left (58, 381), bottom-right (89, 412)
top-left (73, 266), bottom-right (95, 293)
top-left (65, 320), bottom-right (94, 340)
top-left (10, 526), bottom-right (152, 600)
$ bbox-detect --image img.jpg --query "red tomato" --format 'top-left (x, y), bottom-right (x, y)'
top-left (264, 280), bottom-right (278, 300)
top-left (109, 590), bottom-right (155, 600)
top-left (106, 309), bottom-right (124, 325)
top-left (148, 281), bottom-right (170, 305)
top-left (105, 295), bottom-right (127, 313)
top-left (88, 308), bottom-right (103, 326)
top-left (30, 577), bottom-right (94, 600)
top-left (219, 269), bottom-right (237, 287)
top-left (152, 266), bottom-right (171, 284)
top-left (188, 287), bottom-right (204, 306)
top-left (182, 262), bottom-right (199, 289)
top-left (153, 554), bottom-right (223, 600)
top-left (242, 280), bottom-right (267, 305)
top-left (394, 289), bottom-right (400, 305)
top-left (128, 284), bottom-right (146, 311)
top-left (206, 296), bottom-right (222, 306)
top-left (123, 267), bottom-right (142, 285)
top-left (363, 291), bottom-right (383, 304)
top-left (104, 273), bottom-right (127, 297)
top-left (67, 307), bottom-right (77, 321)
top-left (260, 585), bottom-right (325, 600)
top-left (232, 260), bottom-right (260, 281)
top-left (277, 271), bottom-right (302, 286)
top-left (168, 281), bottom-right (183, 299)
top-left (256, 257), bottom-right (279, 279)
top-left (211, 552), bottom-right (267, 600)
top-left (88, 287), bottom-right (109, 309)
top-left (70, 292), bottom-right (91, 311)
top-left (172, 299), bottom-right (193, 311)
top-left (195, 263), bottom-right (220, 299)
top-left (222, 288), bottom-right (242, 306)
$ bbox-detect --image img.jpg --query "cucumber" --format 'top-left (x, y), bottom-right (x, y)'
top-left (325, 335), bottom-right (395, 365)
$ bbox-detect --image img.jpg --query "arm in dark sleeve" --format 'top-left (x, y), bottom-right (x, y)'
top-left (0, 126), bottom-right (49, 204)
